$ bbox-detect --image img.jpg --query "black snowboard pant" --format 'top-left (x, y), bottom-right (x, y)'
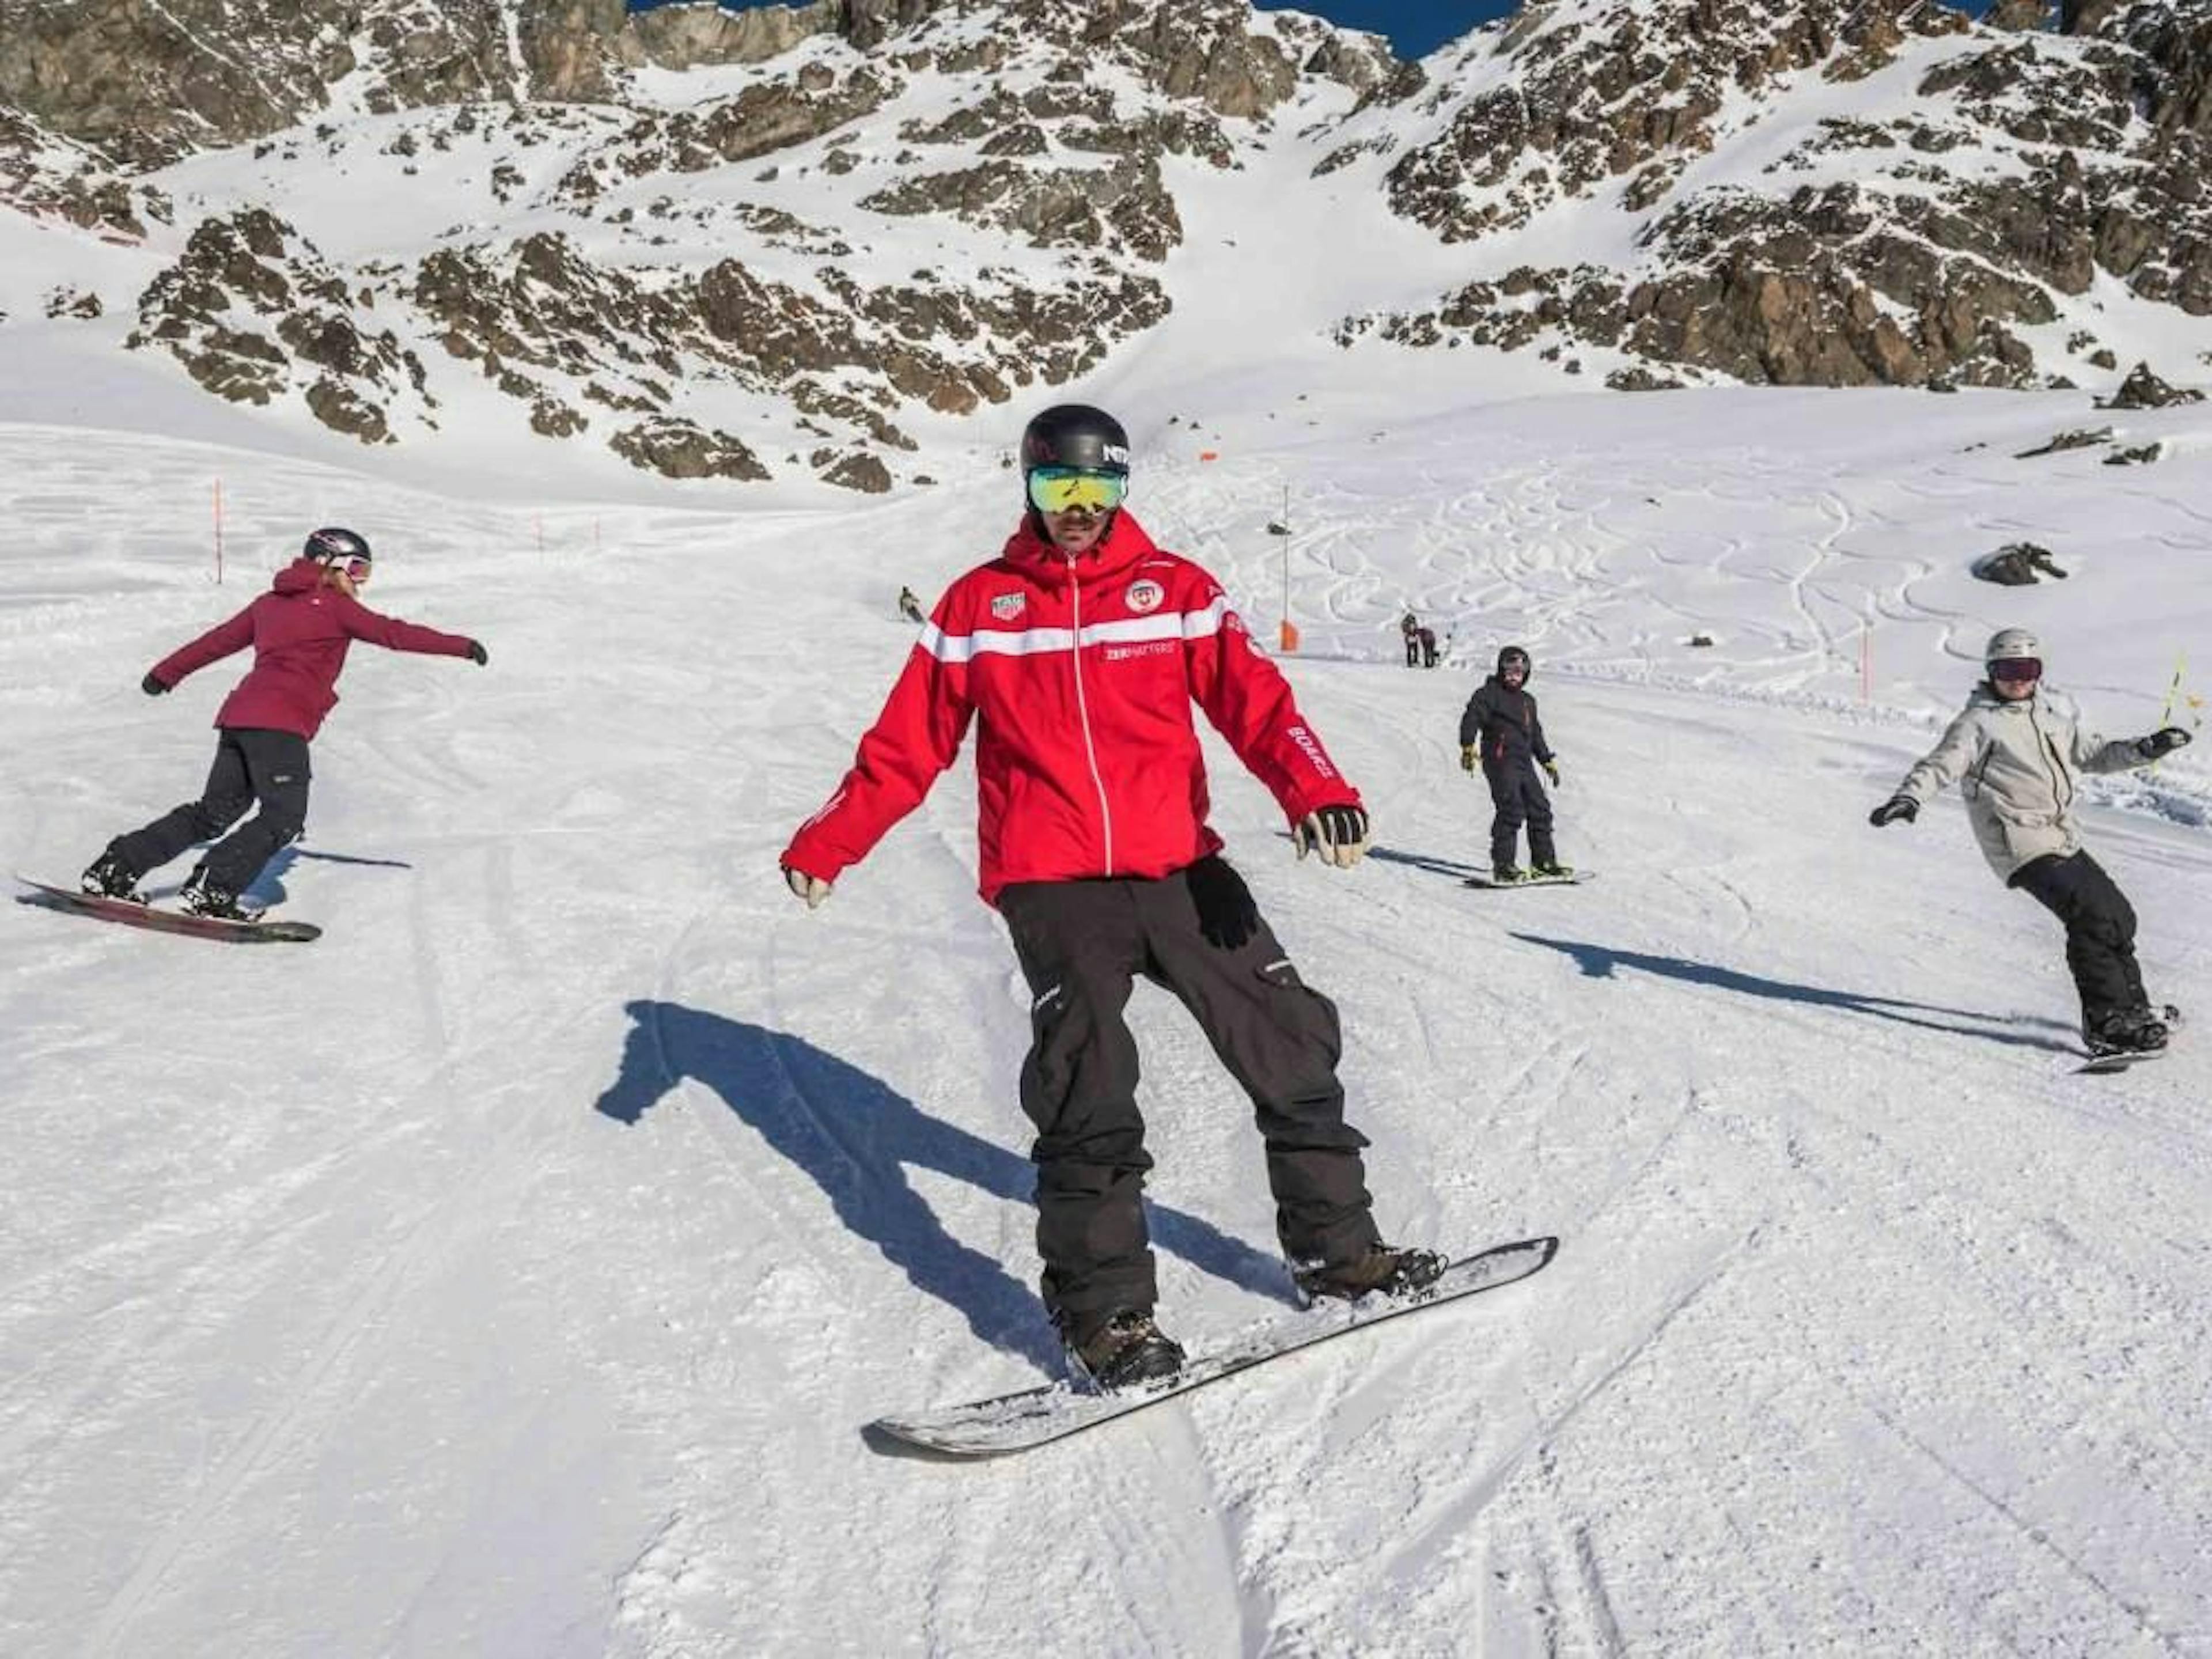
top-left (1483, 758), bottom-right (1555, 870)
top-left (2009, 850), bottom-right (2147, 1032)
top-left (112, 728), bottom-right (310, 896)
top-left (996, 857), bottom-right (1380, 1343)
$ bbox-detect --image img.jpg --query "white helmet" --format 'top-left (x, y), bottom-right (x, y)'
top-left (1984, 627), bottom-right (2041, 664)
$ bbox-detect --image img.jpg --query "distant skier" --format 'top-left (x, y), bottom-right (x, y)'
top-left (897, 585), bottom-right (923, 624)
top-left (1400, 611), bottom-right (1421, 668)
top-left (1869, 627), bottom-right (2191, 1059)
top-left (1459, 645), bottom-right (1567, 883)
top-left (1418, 626), bottom-right (1440, 669)
top-left (782, 403), bottom-right (1443, 1392)
top-left (81, 528), bottom-right (487, 919)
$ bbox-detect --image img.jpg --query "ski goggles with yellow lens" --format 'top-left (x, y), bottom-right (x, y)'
top-left (1026, 466), bottom-right (1128, 514)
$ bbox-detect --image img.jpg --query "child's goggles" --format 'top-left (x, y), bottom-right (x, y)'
top-left (343, 558), bottom-right (372, 582)
top-left (1027, 467), bottom-right (1128, 514)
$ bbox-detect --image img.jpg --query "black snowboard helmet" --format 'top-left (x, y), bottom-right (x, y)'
top-left (304, 527), bottom-right (372, 568)
top-left (1020, 404), bottom-right (1131, 478)
top-left (1497, 645), bottom-right (1532, 680)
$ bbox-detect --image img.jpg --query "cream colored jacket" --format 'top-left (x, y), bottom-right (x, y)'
top-left (1893, 683), bottom-right (2143, 882)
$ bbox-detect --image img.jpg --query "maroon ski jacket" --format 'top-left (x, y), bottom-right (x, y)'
top-left (149, 559), bottom-right (475, 739)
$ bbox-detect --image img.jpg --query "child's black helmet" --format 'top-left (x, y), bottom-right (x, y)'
top-left (305, 527), bottom-right (372, 566)
top-left (1020, 405), bottom-right (1130, 476)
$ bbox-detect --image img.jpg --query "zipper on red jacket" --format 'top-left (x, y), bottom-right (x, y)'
top-left (1066, 555), bottom-right (1115, 874)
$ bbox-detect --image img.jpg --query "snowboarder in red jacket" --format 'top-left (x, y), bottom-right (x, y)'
top-left (81, 528), bottom-right (486, 918)
top-left (781, 405), bottom-right (1442, 1390)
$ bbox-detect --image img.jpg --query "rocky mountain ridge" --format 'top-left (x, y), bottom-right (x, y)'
top-left (1340, 0), bottom-right (2212, 390)
top-left (5, 0), bottom-right (2210, 487)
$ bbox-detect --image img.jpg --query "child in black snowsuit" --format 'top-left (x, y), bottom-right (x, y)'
top-left (1459, 645), bottom-right (1566, 882)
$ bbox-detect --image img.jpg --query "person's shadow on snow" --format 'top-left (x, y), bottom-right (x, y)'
top-left (1510, 933), bottom-right (2077, 1051)
top-left (238, 844), bottom-right (413, 909)
top-left (594, 1001), bottom-right (1294, 1376)
top-left (1358, 842), bottom-right (1490, 881)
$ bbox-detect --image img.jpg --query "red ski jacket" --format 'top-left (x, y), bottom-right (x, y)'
top-left (149, 559), bottom-right (476, 740)
top-left (783, 512), bottom-right (1361, 906)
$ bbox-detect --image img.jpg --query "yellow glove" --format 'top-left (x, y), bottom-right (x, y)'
top-left (1459, 744), bottom-right (1477, 774)
top-left (1543, 759), bottom-right (1560, 786)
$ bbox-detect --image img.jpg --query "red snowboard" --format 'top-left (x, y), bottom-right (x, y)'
top-left (16, 874), bottom-right (320, 943)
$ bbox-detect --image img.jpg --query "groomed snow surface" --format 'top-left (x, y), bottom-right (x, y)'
top-left (3, 387), bottom-right (2209, 1657)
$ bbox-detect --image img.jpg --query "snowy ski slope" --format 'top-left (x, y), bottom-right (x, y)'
top-left (2, 375), bottom-right (2209, 1656)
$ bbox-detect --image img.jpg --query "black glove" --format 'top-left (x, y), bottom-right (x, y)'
top-left (1868, 796), bottom-right (1918, 828)
top-left (141, 672), bottom-right (171, 696)
top-left (2137, 726), bottom-right (2191, 760)
top-left (1185, 855), bottom-right (1260, 950)
top-left (1293, 804), bottom-right (1371, 869)
top-left (465, 640), bottom-right (488, 666)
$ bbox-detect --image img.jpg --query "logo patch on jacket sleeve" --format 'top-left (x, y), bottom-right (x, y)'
top-left (1125, 578), bottom-right (1165, 614)
top-left (991, 592), bottom-right (1027, 622)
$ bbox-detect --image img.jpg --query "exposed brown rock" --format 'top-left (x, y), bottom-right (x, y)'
top-left (612, 418), bottom-right (770, 481)
top-left (2098, 362), bottom-right (2207, 408)
top-left (128, 209), bottom-right (431, 442)
top-left (819, 450), bottom-right (895, 493)
top-left (2014, 426), bottom-right (2112, 457)
top-left (1971, 543), bottom-right (2068, 584)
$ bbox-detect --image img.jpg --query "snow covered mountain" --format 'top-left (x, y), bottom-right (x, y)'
top-left (5, 0), bottom-right (2212, 486)
top-left (7, 12), bottom-right (2212, 1657)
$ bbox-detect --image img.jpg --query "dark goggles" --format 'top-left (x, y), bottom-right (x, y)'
top-left (1027, 467), bottom-right (1128, 514)
top-left (1989, 657), bottom-right (2041, 683)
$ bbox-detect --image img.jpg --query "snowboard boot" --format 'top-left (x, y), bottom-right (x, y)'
top-left (80, 846), bottom-right (145, 902)
top-left (1065, 1309), bottom-right (1185, 1392)
top-left (179, 869), bottom-right (254, 922)
top-left (1491, 865), bottom-right (1527, 885)
top-left (1532, 861), bottom-right (1574, 879)
top-left (1291, 1243), bottom-right (1448, 1306)
top-left (2085, 1006), bottom-right (2168, 1058)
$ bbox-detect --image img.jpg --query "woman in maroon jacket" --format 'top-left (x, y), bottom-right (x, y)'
top-left (81, 528), bottom-right (486, 919)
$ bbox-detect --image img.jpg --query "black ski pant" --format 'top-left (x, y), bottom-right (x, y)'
top-left (111, 727), bottom-right (310, 896)
top-left (1483, 758), bottom-right (1555, 870)
top-left (2009, 850), bottom-right (2146, 1032)
top-left (995, 857), bottom-right (1380, 1343)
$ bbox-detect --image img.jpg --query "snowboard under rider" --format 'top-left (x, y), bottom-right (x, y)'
top-left (1869, 627), bottom-right (2191, 1058)
top-left (81, 528), bottom-right (487, 919)
top-left (1459, 645), bottom-right (1569, 882)
top-left (781, 403), bottom-right (1444, 1391)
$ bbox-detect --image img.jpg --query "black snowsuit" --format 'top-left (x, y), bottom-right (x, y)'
top-left (997, 857), bottom-right (1380, 1344)
top-left (1460, 676), bottom-right (1556, 870)
top-left (2009, 851), bottom-right (2146, 1032)
top-left (112, 729), bottom-right (310, 896)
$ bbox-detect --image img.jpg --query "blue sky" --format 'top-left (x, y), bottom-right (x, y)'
top-left (1271, 1), bottom-right (1999, 59)
top-left (1262, 3), bottom-right (1511, 58)
top-left (627, 2), bottom-right (2002, 65)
